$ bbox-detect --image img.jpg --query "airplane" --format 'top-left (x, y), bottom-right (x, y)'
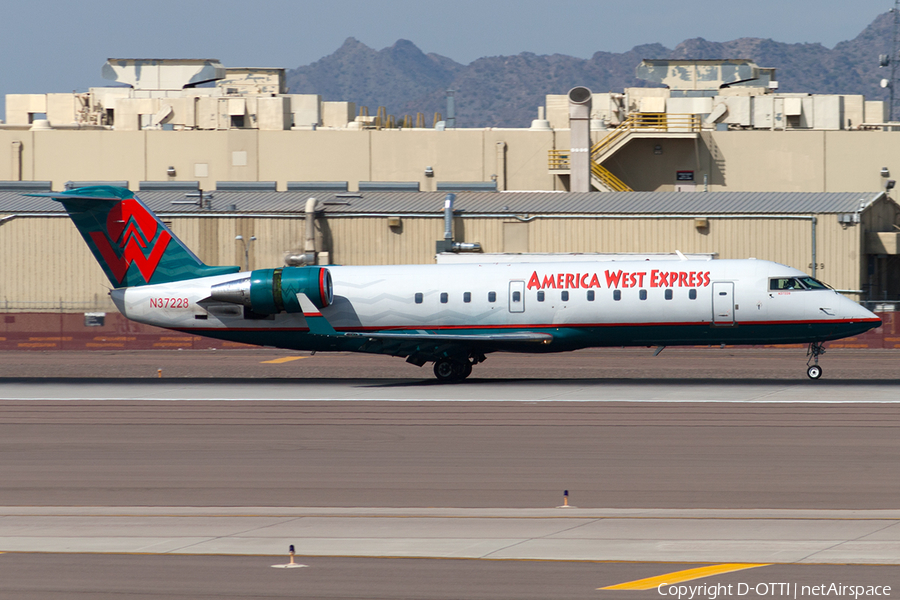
top-left (31, 185), bottom-right (882, 381)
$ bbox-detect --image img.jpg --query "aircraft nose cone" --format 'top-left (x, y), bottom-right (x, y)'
top-left (849, 298), bottom-right (881, 330)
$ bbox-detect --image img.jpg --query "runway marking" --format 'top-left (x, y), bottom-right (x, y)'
top-left (4, 397), bottom-right (900, 403)
top-left (600, 563), bottom-right (769, 590)
top-left (260, 357), bottom-right (307, 364)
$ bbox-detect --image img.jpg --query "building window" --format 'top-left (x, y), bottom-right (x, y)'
top-left (561, 290), bottom-right (569, 301)
top-left (665, 289), bottom-right (673, 300)
top-left (613, 290), bottom-right (621, 301)
top-left (463, 292), bottom-right (471, 303)
top-left (440, 292), bottom-right (448, 304)
top-left (415, 293), bottom-right (423, 304)
top-left (639, 289), bottom-right (647, 300)
top-left (587, 290), bottom-right (595, 301)
top-left (537, 291), bottom-right (545, 302)
top-left (488, 292), bottom-right (496, 303)
top-left (689, 289), bottom-right (697, 300)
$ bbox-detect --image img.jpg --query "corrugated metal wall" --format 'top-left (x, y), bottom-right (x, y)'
top-left (0, 217), bottom-right (115, 311)
top-left (0, 212), bottom-right (866, 312)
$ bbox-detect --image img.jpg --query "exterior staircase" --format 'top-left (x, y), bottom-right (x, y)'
top-left (548, 113), bottom-right (702, 192)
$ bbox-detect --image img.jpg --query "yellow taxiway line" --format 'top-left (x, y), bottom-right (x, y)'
top-left (601, 563), bottom-right (770, 590)
top-left (260, 356), bottom-right (307, 364)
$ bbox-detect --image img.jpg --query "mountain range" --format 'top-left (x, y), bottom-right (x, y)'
top-left (286, 12), bottom-right (897, 128)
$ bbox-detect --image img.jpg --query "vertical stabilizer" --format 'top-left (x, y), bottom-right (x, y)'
top-left (29, 186), bottom-right (239, 287)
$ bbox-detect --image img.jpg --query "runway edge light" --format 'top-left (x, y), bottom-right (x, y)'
top-left (271, 543), bottom-right (308, 569)
top-left (557, 490), bottom-right (574, 508)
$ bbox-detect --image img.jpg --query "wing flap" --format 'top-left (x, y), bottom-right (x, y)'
top-left (343, 330), bottom-right (552, 343)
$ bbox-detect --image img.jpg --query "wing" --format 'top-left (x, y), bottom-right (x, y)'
top-left (294, 293), bottom-right (553, 362)
top-left (343, 330), bottom-right (552, 343)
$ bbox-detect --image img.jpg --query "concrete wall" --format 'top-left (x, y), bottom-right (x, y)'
top-left (0, 128), bottom-right (559, 192)
top-left (4, 126), bottom-right (900, 194)
top-left (604, 138), bottom-right (700, 192)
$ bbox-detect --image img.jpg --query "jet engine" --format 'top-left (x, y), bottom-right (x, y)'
top-left (209, 267), bottom-right (333, 313)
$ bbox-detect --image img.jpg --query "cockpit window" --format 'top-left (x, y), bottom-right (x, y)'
top-left (770, 278), bottom-right (800, 290)
top-left (797, 276), bottom-right (829, 290)
top-left (769, 277), bottom-right (831, 291)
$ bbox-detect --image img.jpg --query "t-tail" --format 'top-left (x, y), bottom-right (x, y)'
top-left (29, 186), bottom-right (239, 287)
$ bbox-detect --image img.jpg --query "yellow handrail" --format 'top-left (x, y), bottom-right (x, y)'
top-left (590, 113), bottom-right (701, 161)
top-left (548, 149), bottom-right (569, 170)
top-left (548, 112), bottom-right (703, 175)
top-left (591, 163), bottom-right (632, 192)
top-left (546, 151), bottom-right (632, 191)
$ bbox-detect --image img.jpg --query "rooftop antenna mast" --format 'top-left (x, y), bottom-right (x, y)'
top-left (445, 89), bottom-right (456, 129)
top-left (880, 0), bottom-right (900, 120)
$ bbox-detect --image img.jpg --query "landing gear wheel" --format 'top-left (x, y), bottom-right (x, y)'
top-left (461, 361), bottom-right (473, 379)
top-left (433, 358), bottom-right (471, 383)
top-left (806, 342), bottom-right (826, 380)
top-left (433, 359), bottom-right (456, 382)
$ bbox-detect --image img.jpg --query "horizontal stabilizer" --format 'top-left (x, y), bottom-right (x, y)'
top-left (26, 190), bottom-right (125, 202)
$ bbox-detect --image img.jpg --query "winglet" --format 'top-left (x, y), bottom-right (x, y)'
top-left (297, 293), bottom-right (338, 335)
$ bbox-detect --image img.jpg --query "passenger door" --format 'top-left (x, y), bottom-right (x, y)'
top-left (712, 282), bottom-right (735, 325)
top-left (508, 281), bottom-right (525, 313)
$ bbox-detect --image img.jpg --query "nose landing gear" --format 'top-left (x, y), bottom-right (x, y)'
top-left (806, 342), bottom-right (825, 379)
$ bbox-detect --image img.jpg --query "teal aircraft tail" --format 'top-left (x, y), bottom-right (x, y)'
top-left (30, 186), bottom-right (239, 288)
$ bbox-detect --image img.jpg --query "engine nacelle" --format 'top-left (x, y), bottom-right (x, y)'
top-left (209, 267), bottom-right (333, 314)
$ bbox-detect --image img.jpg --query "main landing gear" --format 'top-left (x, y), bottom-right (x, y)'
top-left (432, 355), bottom-right (484, 382)
top-left (806, 342), bottom-right (825, 380)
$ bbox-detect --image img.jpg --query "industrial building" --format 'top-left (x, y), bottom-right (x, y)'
top-left (3, 58), bottom-right (898, 194)
top-left (1, 186), bottom-right (896, 305)
top-left (1, 57), bottom-right (899, 346)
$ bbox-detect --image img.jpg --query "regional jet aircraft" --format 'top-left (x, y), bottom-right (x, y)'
top-left (34, 186), bottom-right (881, 381)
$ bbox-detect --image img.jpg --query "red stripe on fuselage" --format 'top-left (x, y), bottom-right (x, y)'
top-left (173, 317), bottom-right (880, 334)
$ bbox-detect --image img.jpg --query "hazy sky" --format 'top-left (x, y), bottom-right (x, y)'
top-left (0, 0), bottom-right (888, 117)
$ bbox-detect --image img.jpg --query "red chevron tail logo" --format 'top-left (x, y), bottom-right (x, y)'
top-left (88, 199), bottom-right (171, 284)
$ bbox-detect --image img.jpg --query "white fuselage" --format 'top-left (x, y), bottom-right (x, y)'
top-left (111, 257), bottom-right (877, 350)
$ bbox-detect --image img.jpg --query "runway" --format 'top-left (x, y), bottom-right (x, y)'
top-left (3, 376), bottom-right (900, 402)
top-left (1, 349), bottom-right (899, 597)
top-left (2, 506), bottom-right (900, 565)
top-left (2, 392), bottom-right (900, 508)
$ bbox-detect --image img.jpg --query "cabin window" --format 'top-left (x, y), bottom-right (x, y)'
top-left (463, 292), bottom-right (471, 303)
top-left (488, 291), bottom-right (496, 302)
top-left (689, 289), bottom-right (697, 300)
top-left (512, 291), bottom-right (521, 302)
top-left (613, 290), bottom-right (621, 301)
top-left (639, 289), bottom-right (647, 301)
top-left (561, 291), bottom-right (569, 301)
top-left (414, 292), bottom-right (423, 304)
top-left (587, 290), bottom-right (595, 301)
top-left (665, 289), bottom-right (673, 300)
top-left (440, 292), bottom-right (449, 304)
top-left (537, 290), bottom-right (545, 302)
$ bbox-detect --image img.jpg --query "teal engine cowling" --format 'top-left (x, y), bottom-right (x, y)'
top-left (209, 267), bottom-right (333, 313)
